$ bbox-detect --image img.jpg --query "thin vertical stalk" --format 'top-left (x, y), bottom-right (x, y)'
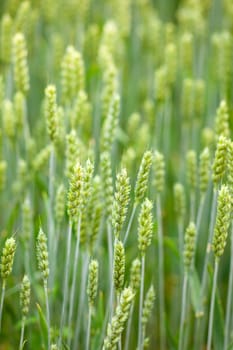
top-left (194, 189), bottom-right (217, 349)
top-left (73, 252), bottom-right (89, 350)
top-left (224, 223), bottom-right (233, 350)
top-left (156, 194), bottom-right (166, 350)
top-left (123, 205), bottom-right (136, 245)
top-left (0, 280), bottom-right (6, 332)
top-left (48, 146), bottom-right (55, 285)
top-left (137, 255), bottom-right (145, 350)
top-left (44, 280), bottom-right (51, 349)
top-left (86, 307), bottom-right (92, 350)
top-left (178, 220), bottom-right (184, 274)
top-left (124, 303), bottom-right (134, 350)
top-left (67, 215), bottom-right (82, 347)
top-left (178, 273), bottom-right (188, 350)
top-left (59, 221), bottom-right (72, 347)
top-left (19, 318), bottom-right (25, 350)
top-left (207, 260), bottom-right (219, 350)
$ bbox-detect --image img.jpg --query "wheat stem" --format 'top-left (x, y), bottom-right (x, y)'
top-left (207, 259), bottom-right (219, 350)
top-left (86, 307), bottom-right (92, 350)
top-left (123, 204), bottom-right (136, 245)
top-left (59, 220), bottom-right (72, 346)
top-left (157, 194), bottom-right (166, 350)
top-left (67, 215), bottom-right (82, 347)
top-left (44, 280), bottom-right (51, 349)
top-left (0, 280), bottom-right (6, 332)
top-left (137, 255), bottom-right (145, 350)
top-left (224, 223), bottom-right (233, 350)
top-left (19, 318), bottom-right (25, 350)
top-left (178, 273), bottom-right (188, 350)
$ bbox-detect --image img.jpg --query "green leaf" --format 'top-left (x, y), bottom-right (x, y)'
top-left (36, 302), bottom-right (47, 347)
top-left (188, 268), bottom-right (203, 317)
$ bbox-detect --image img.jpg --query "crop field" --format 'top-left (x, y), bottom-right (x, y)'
top-left (0, 0), bottom-right (233, 349)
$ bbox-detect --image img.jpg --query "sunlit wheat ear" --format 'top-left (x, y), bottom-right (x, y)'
top-left (153, 151), bottom-right (165, 193)
top-left (207, 185), bottom-right (232, 350)
top-left (36, 228), bottom-right (50, 348)
top-left (44, 84), bottom-right (59, 143)
top-left (103, 287), bottom-right (135, 349)
top-left (212, 185), bottom-right (232, 259)
top-left (0, 237), bottom-right (16, 331)
top-left (134, 151), bottom-right (153, 205)
top-left (12, 32), bottom-right (29, 95)
top-left (0, 14), bottom-right (12, 64)
top-left (199, 147), bottom-right (210, 195)
top-left (215, 100), bottom-right (230, 139)
top-left (212, 135), bottom-right (228, 187)
top-left (19, 275), bottom-right (30, 350)
top-left (112, 168), bottom-right (131, 240)
top-left (183, 222), bottom-right (196, 270)
top-left (113, 240), bottom-right (125, 296)
top-left (138, 199), bottom-right (153, 255)
top-left (67, 162), bottom-right (84, 223)
top-left (61, 46), bottom-right (85, 103)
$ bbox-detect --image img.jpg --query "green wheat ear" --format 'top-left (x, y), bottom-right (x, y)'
top-left (112, 168), bottom-right (131, 239)
top-left (113, 240), bottom-right (125, 295)
top-left (183, 222), bottom-right (196, 270)
top-left (0, 237), bottom-right (16, 280)
top-left (135, 151), bottom-right (153, 204)
top-left (174, 183), bottom-right (186, 221)
top-left (36, 228), bottom-right (49, 280)
top-left (103, 287), bottom-right (135, 349)
top-left (212, 135), bottom-right (228, 186)
top-left (20, 275), bottom-right (30, 318)
top-left (138, 198), bottom-right (153, 255)
top-left (87, 259), bottom-right (99, 307)
top-left (212, 185), bottom-right (231, 259)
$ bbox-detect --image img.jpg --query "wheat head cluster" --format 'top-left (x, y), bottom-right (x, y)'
top-left (0, 0), bottom-right (233, 349)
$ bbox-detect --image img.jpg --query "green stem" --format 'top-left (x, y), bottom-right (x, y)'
top-left (137, 254), bottom-right (145, 350)
top-left (124, 302), bottom-right (134, 350)
top-left (67, 215), bottom-right (81, 347)
top-left (44, 280), bottom-right (51, 349)
top-left (59, 220), bottom-right (72, 346)
top-left (207, 259), bottom-right (219, 350)
top-left (73, 252), bottom-right (89, 349)
top-left (0, 280), bottom-right (6, 332)
top-left (178, 273), bottom-right (188, 350)
top-left (157, 194), bottom-right (166, 350)
top-left (19, 318), bottom-right (25, 350)
top-left (224, 223), bottom-right (233, 350)
top-left (123, 204), bottom-right (136, 245)
top-left (86, 307), bottom-right (92, 350)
